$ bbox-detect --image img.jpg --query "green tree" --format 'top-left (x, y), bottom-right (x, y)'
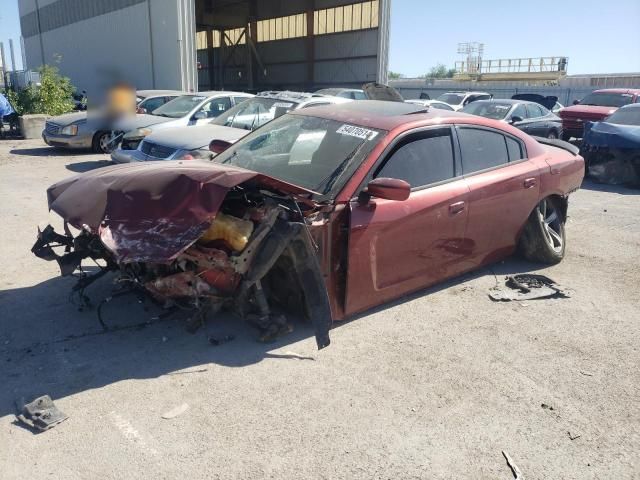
top-left (388, 71), bottom-right (404, 80)
top-left (424, 64), bottom-right (457, 79)
top-left (8, 65), bottom-right (75, 116)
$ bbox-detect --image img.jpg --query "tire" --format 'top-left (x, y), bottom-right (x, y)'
top-left (92, 131), bottom-right (112, 153)
top-left (547, 130), bottom-right (558, 139)
top-left (519, 197), bottom-right (566, 264)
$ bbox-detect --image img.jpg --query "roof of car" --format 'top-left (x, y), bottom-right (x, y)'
top-left (619, 103), bottom-right (640, 109)
top-left (593, 88), bottom-right (640, 94)
top-left (191, 91), bottom-right (252, 97)
top-left (442, 91), bottom-right (491, 95)
top-left (136, 90), bottom-right (185, 98)
top-left (291, 100), bottom-right (468, 130)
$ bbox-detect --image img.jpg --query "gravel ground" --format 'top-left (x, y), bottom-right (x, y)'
top-left (0, 139), bottom-right (638, 480)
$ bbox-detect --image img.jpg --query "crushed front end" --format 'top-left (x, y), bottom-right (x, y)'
top-left (32, 162), bottom-right (332, 349)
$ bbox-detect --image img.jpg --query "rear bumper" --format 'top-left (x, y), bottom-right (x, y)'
top-left (42, 131), bottom-right (93, 149)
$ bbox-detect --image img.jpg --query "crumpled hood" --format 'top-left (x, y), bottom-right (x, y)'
top-left (113, 114), bottom-right (173, 132)
top-left (49, 111), bottom-right (87, 126)
top-left (46, 161), bottom-right (316, 263)
top-left (583, 121), bottom-right (640, 149)
top-left (143, 124), bottom-right (248, 151)
top-left (560, 104), bottom-right (617, 119)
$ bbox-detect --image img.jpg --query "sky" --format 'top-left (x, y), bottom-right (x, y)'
top-left (1, 0), bottom-right (639, 76)
top-left (389, 0), bottom-right (640, 77)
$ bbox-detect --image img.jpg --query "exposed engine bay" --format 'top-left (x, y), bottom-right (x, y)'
top-left (32, 186), bottom-right (331, 349)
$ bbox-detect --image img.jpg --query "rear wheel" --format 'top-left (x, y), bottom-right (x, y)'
top-left (519, 197), bottom-right (566, 264)
top-left (92, 131), bottom-right (112, 153)
top-left (547, 130), bottom-right (558, 139)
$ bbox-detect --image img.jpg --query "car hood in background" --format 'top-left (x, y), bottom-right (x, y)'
top-left (46, 161), bottom-right (317, 263)
top-left (362, 82), bottom-right (405, 102)
top-left (583, 121), bottom-right (640, 149)
top-left (511, 94), bottom-right (558, 111)
top-left (48, 111), bottom-right (87, 126)
top-left (113, 113), bottom-right (174, 132)
top-left (559, 104), bottom-right (617, 119)
top-left (144, 125), bottom-right (248, 150)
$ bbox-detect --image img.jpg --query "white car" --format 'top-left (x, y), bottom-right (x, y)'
top-left (111, 91), bottom-right (253, 157)
top-left (404, 99), bottom-right (455, 111)
top-left (112, 91), bottom-right (351, 163)
top-left (435, 91), bottom-right (493, 111)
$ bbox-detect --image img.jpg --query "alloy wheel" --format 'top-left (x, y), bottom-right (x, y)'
top-left (99, 133), bottom-right (112, 153)
top-left (538, 199), bottom-right (563, 252)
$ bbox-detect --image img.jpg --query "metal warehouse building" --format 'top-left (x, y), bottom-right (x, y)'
top-left (18, 0), bottom-right (390, 94)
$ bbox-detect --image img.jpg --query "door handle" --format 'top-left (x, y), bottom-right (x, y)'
top-left (449, 201), bottom-right (465, 215)
top-left (524, 178), bottom-right (537, 188)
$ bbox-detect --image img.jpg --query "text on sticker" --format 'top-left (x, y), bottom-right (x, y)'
top-left (336, 124), bottom-right (378, 140)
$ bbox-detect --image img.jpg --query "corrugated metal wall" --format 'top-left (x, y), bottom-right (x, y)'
top-left (197, 0), bottom-right (389, 92)
top-left (18, 0), bottom-right (193, 94)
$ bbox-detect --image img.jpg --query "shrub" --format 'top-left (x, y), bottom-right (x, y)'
top-left (6, 65), bottom-right (75, 116)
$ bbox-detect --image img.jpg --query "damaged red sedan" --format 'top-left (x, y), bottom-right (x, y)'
top-left (32, 101), bottom-right (584, 349)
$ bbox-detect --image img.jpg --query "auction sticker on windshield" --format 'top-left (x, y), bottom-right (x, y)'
top-left (336, 124), bottom-right (378, 140)
top-left (273, 102), bottom-right (294, 108)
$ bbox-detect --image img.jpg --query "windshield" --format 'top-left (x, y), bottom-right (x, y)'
top-left (152, 95), bottom-right (207, 118)
top-left (606, 107), bottom-right (640, 126)
top-left (315, 88), bottom-right (340, 96)
top-left (215, 114), bottom-right (384, 197)
top-left (461, 102), bottom-right (512, 120)
top-left (212, 97), bottom-right (299, 130)
top-left (437, 93), bottom-right (465, 105)
top-left (579, 92), bottom-right (634, 108)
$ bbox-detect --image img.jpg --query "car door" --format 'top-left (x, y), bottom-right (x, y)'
top-left (525, 104), bottom-right (547, 136)
top-left (456, 126), bottom-right (541, 269)
top-left (346, 127), bottom-right (470, 315)
top-left (509, 104), bottom-right (530, 133)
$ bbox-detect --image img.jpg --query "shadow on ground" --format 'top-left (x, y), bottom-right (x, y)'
top-left (10, 146), bottom-right (91, 157)
top-left (0, 255), bottom-right (546, 420)
top-left (65, 159), bottom-right (112, 172)
top-left (580, 178), bottom-right (639, 195)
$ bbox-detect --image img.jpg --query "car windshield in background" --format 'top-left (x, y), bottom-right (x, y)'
top-left (462, 102), bottom-right (512, 120)
top-left (215, 114), bottom-right (383, 197)
top-left (213, 97), bottom-right (299, 130)
top-left (437, 93), bottom-right (465, 105)
top-left (152, 95), bottom-right (206, 118)
top-left (579, 93), bottom-right (634, 108)
top-left (315, 89), bottom-right (340, 96)
top-left (606, 108), bottom-right (640, 126)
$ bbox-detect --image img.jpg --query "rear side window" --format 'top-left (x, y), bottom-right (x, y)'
top-left (376, 129), bottom-right (456, 188)
top-left (458, 128), bottom-right (510, 174)
top-left (234, 96), bottom-right (250, 105)
top-left (142, 96), bottom-right (167, 112)
top-left (506, 137), bottom-right (525, 161)
top-left (353, 91), bottom-right (367, 100)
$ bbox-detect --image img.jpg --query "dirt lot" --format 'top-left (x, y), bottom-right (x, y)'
top-left (0, 138), bottom-right (638, 479)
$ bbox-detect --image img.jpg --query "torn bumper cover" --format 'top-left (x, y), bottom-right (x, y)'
top-left (582, 121), bottom-right (640, 187)
top-left (33, 161), bottom-right (332, 349)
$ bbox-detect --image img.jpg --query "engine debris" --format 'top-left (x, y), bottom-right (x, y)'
top-left (489, 274), bottom-right (571, 302)
top-left (16, 395), bottom-right (69, 432)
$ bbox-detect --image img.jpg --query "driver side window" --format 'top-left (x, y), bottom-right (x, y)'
top-left (511, 104), bottom-right (528, 120)
top-left (196, 97), bottom-right (231, 118)
top-left (375, 128), bottom-right (456, 189)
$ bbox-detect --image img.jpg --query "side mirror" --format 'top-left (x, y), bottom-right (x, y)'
top-left (209, 139), bottom-right (233, 155)
top-left (573, 99), bottom-right (580, 105)
top-left (363, 178), bottom-right (411, 202)
top-left (510, 115), bottom-right (523, 124)
top-left (193, 111), bottom-right (207, 120)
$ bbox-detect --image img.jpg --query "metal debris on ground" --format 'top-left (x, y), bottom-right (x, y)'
top-left (568, 431), bottom-right (581, 441)
top-left (502, 450), bottom-right (524, 479)
top-left (161, 403), bottom-right (189, 419)
top-left (16, 395), bottom-right (69, 432)
top-left (208, 334), bottom-right (235, 346)
top-left (489, 274), bottom-right (571, 302)
top-left (541, 403), bottom-right (555, 411)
